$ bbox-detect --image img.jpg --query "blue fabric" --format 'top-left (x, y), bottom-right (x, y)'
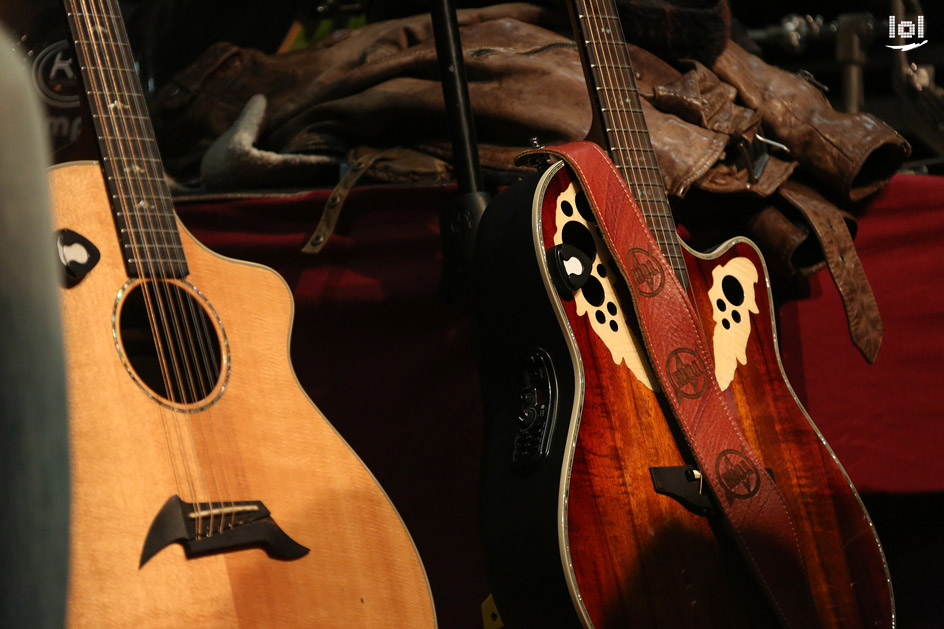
top-left (0, 25), bottom-right (70, 629)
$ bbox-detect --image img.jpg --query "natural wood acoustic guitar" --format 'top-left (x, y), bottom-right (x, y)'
top-left (50, 0), bottom-right (437, 625)
top-left (474, 0), bottom-right (894, 626)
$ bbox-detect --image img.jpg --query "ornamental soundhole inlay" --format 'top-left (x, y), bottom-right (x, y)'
top-left (707, 257), bottom-right (759, 390)
top-left (553, 181), bottom-right (657, 390)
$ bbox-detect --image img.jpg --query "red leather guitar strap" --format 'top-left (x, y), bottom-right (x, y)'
top-left (529, 141), bottom-right (821, 628)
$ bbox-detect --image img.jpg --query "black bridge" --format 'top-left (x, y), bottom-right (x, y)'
top-left (140, 495), bottom-right (309, 567)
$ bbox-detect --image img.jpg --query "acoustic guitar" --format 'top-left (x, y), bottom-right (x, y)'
top-left (50, 0), bottom-right (436, 625)
top-left (475, 1), bottom-right (894, 626)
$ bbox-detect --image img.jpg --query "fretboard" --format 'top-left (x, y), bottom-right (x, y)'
top-left (571, 0), bottom-right (687, 285)
top-left (64, 0), bottom-right (187, 278)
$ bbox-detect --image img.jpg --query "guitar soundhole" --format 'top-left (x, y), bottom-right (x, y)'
top-left (117, 281), bottom-right (225, 407)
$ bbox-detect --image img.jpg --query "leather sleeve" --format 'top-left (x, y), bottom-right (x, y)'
top-left (712, 40), bottom-right (911, 203)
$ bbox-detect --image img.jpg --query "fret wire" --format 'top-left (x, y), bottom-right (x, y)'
top-left (113, 193), bottom-right (176, 203)
top-left (98, 133), bottom-right (158, 141)
top-left (631, 193), bottom-right (664, 204)
top-left (583, 37), bottom-right (627, 45)
top-left (121, 227), bottom-right (179, 234)
top-left (640, 210), bottom-right (673, 222)
top-left (615, 164), bottom-right (662, 171)
top-left (114, 217), bottom-right (177, 230)
top-left (72, 39), bottom-right (131, 47)
top-left (126, 258), bottom-right (187, 265)
top-left (105, 156), bottom-right (164, 163)
top-left (106, 170), bottom-right (171, 188)
top-left (578, 14), bottom-right (622, 22)
top-left (107, 176), bottom-right (168, 184)
top-left (115, 167), bottom-right (163, 179)
top-left (577, 0), bottom-right (690, 286)
top-left (85, 88), bottom-right (146, 98)
top-left (125, 243), bottom-right (185, 250)
top-left (648, 229), bottom-right (678, 238)
top-left (639, 209), bottom-right (674, 223)
top-left (614, 150), bottom-right (659, 161)
top-left (69, 9), bottom-right (121, 19)
top-left (614, 156), bottom-right (659, 169)
top-left (599, 106), bottom-right (644, 114)
top-left (590, 63), bottom-right (633, 70)
top-left (93, 114), bottom-right (153, 125)
top-left (82, 65), bottom-right (136, 73)
top-left (113, 207), bottom-right (177, 219)
top-left (656, 248), bottom-right (684, 260)
top-left (113, 211), bottom-right (177, 224)
top-left (102, 163), bottom-right (166, 182)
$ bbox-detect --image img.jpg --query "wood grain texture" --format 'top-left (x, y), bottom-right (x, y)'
top-left (51, 163), bottom-right (437, 628)
top-left (539, 166), bottom-right (892, 628)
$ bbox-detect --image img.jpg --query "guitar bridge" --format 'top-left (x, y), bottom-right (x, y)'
top-left (140, 495), bottom-right (309, 567)
top-left (650, 465), bottom-right (776, 516)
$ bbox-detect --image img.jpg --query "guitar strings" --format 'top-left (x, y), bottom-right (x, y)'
top-left (92, 0), bottom-right (250, 533)
top-left (580, 0), bottom-right (720, 424)
top-left (594, 0), bottom-right (675, 269)
top-left (73, 0), bottom-right (210, 530)
top-left (76, 0), bottom-right (248, 536)
top-left (580, 0), bottom-right (652, 259)
top-left (581, 0), bottom-right (698, 307)
top-left (90, 0), bottom-right (247, 533)
top-left (69, 0), bottom-right (202, 521)
top-left (581, 0), bottom-right (652, 244)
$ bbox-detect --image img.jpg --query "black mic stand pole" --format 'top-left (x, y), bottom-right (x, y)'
top-left (430, 0), bottom-right (490, 303)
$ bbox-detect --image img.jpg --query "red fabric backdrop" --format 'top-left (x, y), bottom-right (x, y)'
top-left (777, 175), bottom-right (944, 494)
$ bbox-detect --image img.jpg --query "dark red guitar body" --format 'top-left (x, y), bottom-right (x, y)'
top-left (475, 162), bottom-right (893, 627)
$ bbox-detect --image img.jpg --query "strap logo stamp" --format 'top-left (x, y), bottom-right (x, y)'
top-left (626, 248), bottom-right (664, 297)
top-left (715, 449), bottom-right (761, 504)
top-left (666, 348), bottom-right (707, 399)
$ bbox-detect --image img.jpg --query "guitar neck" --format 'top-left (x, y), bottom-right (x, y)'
top-left (569, 0), bottom-right (687, 285)
top-left (64, 0), bottom-right (187, 278)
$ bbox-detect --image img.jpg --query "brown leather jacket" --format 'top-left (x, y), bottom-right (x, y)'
top-left (151, 2), bottom-right (909, 359)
